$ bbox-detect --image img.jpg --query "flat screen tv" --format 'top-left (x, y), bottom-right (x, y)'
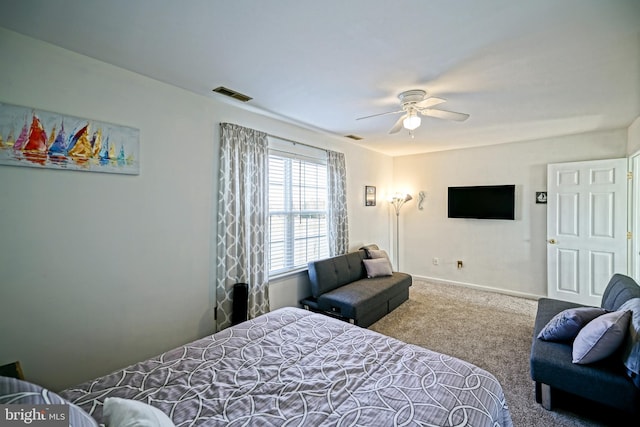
top-left (448, 185), bottom-right (515, 220)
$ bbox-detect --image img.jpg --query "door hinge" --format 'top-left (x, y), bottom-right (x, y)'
top-left (628, 171), bottom-right (633, 180)
top-left (628, 232), bottom-right (633, 240)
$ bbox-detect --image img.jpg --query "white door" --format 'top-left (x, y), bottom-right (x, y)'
top-left (547, 159), bottom-right (628, 306)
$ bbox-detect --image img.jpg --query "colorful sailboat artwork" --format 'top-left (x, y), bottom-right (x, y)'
top-left (22, 114), bottom-right (48, 165)
top-left (0, 102), bottom-right (139, 175)
top-left (48, 121), bottom-right (68, 165)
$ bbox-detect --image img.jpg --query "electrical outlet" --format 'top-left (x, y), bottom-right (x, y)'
top-left (457, 260), bottom-right (463, 269)
top-left (432, 257), bottom-right (439, 265)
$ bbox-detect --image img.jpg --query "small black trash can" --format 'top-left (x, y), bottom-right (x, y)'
top-left (231, 282), bottom-right (248, 326)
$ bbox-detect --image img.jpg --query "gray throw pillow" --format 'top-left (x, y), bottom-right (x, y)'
top-left (537, 307), bottom-right (608, 342)
top-left (362, 258), bottom-right (393, 278)
top-left (572, 310), bottom-right (631, 364)
top-left (368, 249), bottom-right (390, 260)
top-left (617, 298), bottom-right (640, 386)
top-left (360, 244), bottom-right (380, 253)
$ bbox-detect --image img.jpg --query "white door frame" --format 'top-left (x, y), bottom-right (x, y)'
top-left (631, 151), bottom-right (640, 282)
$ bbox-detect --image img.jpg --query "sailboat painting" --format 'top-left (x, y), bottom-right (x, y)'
top-left (0, 102), bottom-right (139, 175)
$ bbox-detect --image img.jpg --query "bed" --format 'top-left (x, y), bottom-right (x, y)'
top-left (60, 307), bottom-right (513, 426)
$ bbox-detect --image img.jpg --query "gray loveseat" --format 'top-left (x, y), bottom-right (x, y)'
top-left (530, 273), bottom-right (640, 415)
top-left (300, 247), bottom-right (412, 327)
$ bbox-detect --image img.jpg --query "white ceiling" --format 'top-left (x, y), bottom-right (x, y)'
top-left (0, 0), bottom-right (639, 156)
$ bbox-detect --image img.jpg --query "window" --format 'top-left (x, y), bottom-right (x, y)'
top-left (268, 145), bottom-right (329, 276)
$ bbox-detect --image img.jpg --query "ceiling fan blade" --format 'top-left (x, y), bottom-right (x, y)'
top-left (388, 114), bottom-right (407, 134)
top-left (421, 108), bottom-right (469, 122)
top-left (416, 96), bottom-right (446, 108)
top-left (356, 109), bottom-right (404, 121)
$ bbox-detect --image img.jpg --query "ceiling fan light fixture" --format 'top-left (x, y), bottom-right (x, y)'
top-left (403, 112), bottom-right (421, 130)
top-left (356, 88), bottom-right (468, 135)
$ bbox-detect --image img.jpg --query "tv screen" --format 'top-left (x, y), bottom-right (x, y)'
top-left (448, 185), bottom-right (515, 220)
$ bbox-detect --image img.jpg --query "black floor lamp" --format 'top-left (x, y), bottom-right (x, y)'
top-left (390, 193), bottom-right (412, 270)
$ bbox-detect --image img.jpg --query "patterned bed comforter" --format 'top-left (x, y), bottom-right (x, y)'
top-left (60, 307), bottom-right (513, 426)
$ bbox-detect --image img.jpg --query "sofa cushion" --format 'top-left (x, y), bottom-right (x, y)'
top-left (618, 298), bottom-right (640, 387)
top-left (572, 310), bottom-right (631, 364)
top-left (363, 258), bottom-right (393, 278)
top-left (537, 306), bottom-right (607, 342)
top-left (308, 251), bottom-right (366, 298)
top-left (316, 272), bottom-right (411, 319)
top-left (601, 274), bottom-right (640, 311)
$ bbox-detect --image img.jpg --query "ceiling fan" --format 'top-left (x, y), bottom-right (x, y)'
top-left (357, 89), bottom-right (469, 136)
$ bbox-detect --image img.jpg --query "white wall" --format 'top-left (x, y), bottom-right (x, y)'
top-left (0, 28), bottom-right (393, 390)
top-left (629, 116), bottom-right (640, 155)
top-left (394, 130), bottom-right (628, 298)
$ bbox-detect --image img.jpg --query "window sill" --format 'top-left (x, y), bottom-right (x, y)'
top-left (269, 267), bottom-right (308, 282)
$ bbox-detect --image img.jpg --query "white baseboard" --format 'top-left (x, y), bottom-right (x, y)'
top-left (412, 274), bottom-right (545, 301)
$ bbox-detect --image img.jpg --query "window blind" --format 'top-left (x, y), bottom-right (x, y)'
top-left (268, 151), bottom-right (329, 275)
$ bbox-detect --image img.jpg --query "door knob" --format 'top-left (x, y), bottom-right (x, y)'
top-left (548, 239), bottom-right (557, 244)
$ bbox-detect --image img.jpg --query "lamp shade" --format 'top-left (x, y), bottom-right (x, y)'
top-left (390, 193), bottom-right (412, 215)
top-left (403, 113), bottom-right (421, 130)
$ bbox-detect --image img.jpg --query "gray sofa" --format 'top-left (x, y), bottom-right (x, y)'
top-left (300, 247), bottom-right (412, 327)
top-left (530, 273), bottom-right (640, 415)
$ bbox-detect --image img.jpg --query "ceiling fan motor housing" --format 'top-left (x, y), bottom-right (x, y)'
top-left (398, 89), bottom-right (427, 106)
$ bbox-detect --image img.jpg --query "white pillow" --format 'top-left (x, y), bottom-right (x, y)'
top-left (103, 397), bottom-right (175, 427)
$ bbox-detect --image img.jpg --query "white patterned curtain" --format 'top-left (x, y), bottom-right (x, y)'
top-left (216, 123), bottom-right (269, 331)
top-left (327, 150), bottom-right (349, 256)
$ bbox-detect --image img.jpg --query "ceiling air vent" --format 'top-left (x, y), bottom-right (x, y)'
top-left (344, 134), bottom-right (363, 141)
top-left (212, 86), bottom-right (252, 102)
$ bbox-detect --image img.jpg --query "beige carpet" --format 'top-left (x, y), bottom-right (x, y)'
top-left (369, 280), bottom-right (629, 427)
